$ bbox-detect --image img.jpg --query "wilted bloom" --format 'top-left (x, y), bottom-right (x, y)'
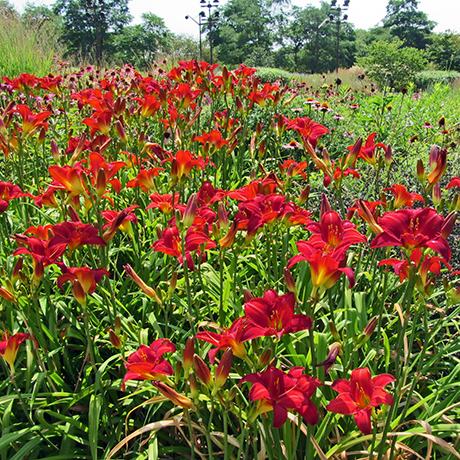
top-left (326, 367), bottom-right (394, 434)
top-left (241, 366), bottom-right (321, 428)
top-left (122, 339), bottom-right (175, 390)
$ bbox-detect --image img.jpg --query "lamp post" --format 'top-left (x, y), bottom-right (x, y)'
top-left (200, 0), bottom-right (219, 64)
top-left (185, 13), bottom-right (206, 61)
top-left (329, 0), bottom-right (349, 73)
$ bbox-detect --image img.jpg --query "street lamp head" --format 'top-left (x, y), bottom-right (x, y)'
top-left (199, 11), bottom-right (205, 17)
top-left (185, 15), bottom-right (189, 19)
top-left (200, 0), bottom-right (206, 4)
top-left (343, 0), bottom-right (350, 6)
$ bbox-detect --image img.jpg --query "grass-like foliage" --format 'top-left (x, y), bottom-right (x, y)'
top-left (0, 62), bottom-right (460, 459)
top-left (0, 12), bottom-right (60, 77)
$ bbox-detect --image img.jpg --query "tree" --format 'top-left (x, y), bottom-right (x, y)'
top-left (112, 13), bottom-right (171, 68)
top-left (427, 32), bottom-right (460, 71)
top-left (212, 0), bottom-right (289, 67)
top-left (383, 0), bottom-right (435, 49)
top-left (53, 0), bottom-right (132, 65)
top-left (357, 39), bottom-right (427, 89)
top-left (276, 2), bottom-right (355, 74)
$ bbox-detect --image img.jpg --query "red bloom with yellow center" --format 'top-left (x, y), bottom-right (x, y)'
top-left (57, 266), bottom-right (109, 305)
top-left (244, 290), bottom-right (312, 339)
top-left (383, 184), bottom-right (424, 209)
top-left (370, 207), bottom-right (451, 262)
top-left (241, 366), bottom-right (321, 428)
top-left (326, 367), bottom-right (394, 434)
top-left (286, 117), bottom-right (329, 149)
top-left (122, 339), bottom-right (175, 390)
top-left (0, 331), bottom-right (36, 372)
top-left (195, 317), bottom-right (257, 364)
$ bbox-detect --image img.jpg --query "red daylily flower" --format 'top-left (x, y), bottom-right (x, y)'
top-left (147, 193), bottom-right (180, 215)
top-left (0, 182), bottom-right (33, 212)
top-left (241, 366), bottom-right (321, 428)
top-left (379, 248), bottom-right (446, 293)
top-left (57, 266), bottom-right (109, 305)
top-left (383, 184), bottom-right (424, 209)
top-left (163, 150), bottom-right (206, 181)
top-left (370, 207), bottom-right (451, 262)
top-left (288, 244), bottom-right (356, 291)
top-left (126, 168), bottom-right (164, 192)
top-left (48, 221), bottom-right (106, 251)
top-left (13, 236), bottom-right (66, 281)
top-left (197, 181), bottom-right (226, 205)
top-left (152, 225), bottom-right (216, 270)
top-left (306, 203), bottom-right (367, 259)
top-left (195, 130), bottom-right (229, 154)
top-left (244, 290), bottom-right (312, 339)
top-left (286, 117), bottom-right (329, 149)
top-left (48, 165), bottom-right (87, 198)
top-left (0, 331), bottom-right (36, 372)
top-left (12, 104), bottom-right (52, 137)
top-left (326, 367), bottom-right (394, 435)
top-left (83, 110), bottom-right (112, 135)
top-left (348, 133), bottom-right (386, 166)
top-left (87, 152), bottom-right (126, 197)
top-left (101, 206), bottom-right (138, 240)
top-left (227, 178), bottom-right (279, 201)
top-left (122, 339), bottom-right (175, 390)
top-left (196, 317), bottom-right (258, 364)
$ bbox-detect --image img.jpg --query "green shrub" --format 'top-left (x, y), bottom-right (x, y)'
top-left (357, 39), bottom-right (427, 90)
top-left (255, 67), bottom-right (295, 83)
top-left (414, 70), bottom-right (460, 89)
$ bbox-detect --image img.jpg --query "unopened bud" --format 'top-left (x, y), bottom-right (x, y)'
top-left (153, 381), bottom-right (192, 408)
top-left (189, 372), bottom-right (199, 398)
top-left (432, 183), bottom-right (442, 207)
top-left (283, 268), bottom-right (297, 296)
top-left (51, 140), bottom-right (60, 163)
top-left (109, 329), bottom-right (122, 349)
top-left (183, 337), bottom-right (194, 374)
top-left (12, 257), bottom-right (23, 284)
top-left (0, 287), bottom-right (14, 302)
top-left (116, 120), bottom-right (127, 143)
top-left (169, 271), bottom-right (178, 296)
top-left (214, 348), bottom-right (233, 391)
top-left (193, 354), bottom-right (213, 388)
top-left (183, 194), bottom-right (197, 229)
top-left (218, 202), bottom-right (229, 230)
top-left (258, 349), bottom-right (271, 368)
top-left (243, 288), bottom-right (254, 303)
top-left (329, 321), bottom-right (341, 341)
top-left (297, 185), bottom-right (310, 206)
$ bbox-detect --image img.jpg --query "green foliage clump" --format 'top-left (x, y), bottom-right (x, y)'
top-left (357, 39), bottom-right (427, 90)
top-left (0, 3), bottom-right (61, 77)
top-left (427, 32), bottom-right (460, 71)
top-left (255, 67), bottom-right (294, 83)
top-left (415, 70), bottom-right (460, 89)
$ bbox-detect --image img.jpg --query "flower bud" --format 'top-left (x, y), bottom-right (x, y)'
top-left (183, 337), bottom-right (194, 375)
top-left (189, 372), bottom-right (199, 399)
top-left (416, 159), bottom-right (425, 184)
top-left (12, 257), bottom-right (23, 284)
top-left (183, 194), bottom-right (197, 229)
top-left (219, 219), bottom-right (239, 249)
top-left (72, 280), bottom-right (86, 306)
top-left (432, 183), bottom-right (442, 207)
top-left (346, 137), bottom-right (362, 167)
top-left (258, 348), bottom-right (271, 368)
top-left (109, 329), bottom-right (122, 349)
top-left (116, 120), bottom-right (127, 143)
top-left (243, 288), bottom-right (254, 303)
top-left (169, 271), bottom-right (178, 296)
top-left (283, 268), bottom-right (297, 296)
top-left (114, 316), bottom-right (121, 335)
top-left (193, 355), bottom-right (213, 388)
top-left (124, 264), bottom-right (162, 305)
top-left (214, 348), bottom-right (233, 391)
top-left (153, 381), bottom-right (192, 408)
top-left (0, 287), bottom-right (14, 302)
top-left (218, 202), bottom-right (229, 230)
top-left (297, 185), bottom-right (310, 206)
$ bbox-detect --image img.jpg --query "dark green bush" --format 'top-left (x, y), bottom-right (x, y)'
top-left (415, 70), bottom-right (460, 89)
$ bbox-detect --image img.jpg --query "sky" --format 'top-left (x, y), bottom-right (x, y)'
top-left (9, 0), bottom-right (460, 37)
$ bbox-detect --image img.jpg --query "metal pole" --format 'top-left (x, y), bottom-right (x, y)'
top-left (336, 18), bottom-right (340, 73)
